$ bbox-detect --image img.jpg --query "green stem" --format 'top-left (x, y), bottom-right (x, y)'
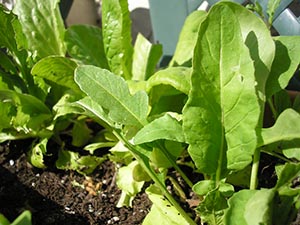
top-left (267, 98), bottom-right (278, 121)
top-left (157, 143), bottom-right (193, 189)
top-left (250, 148), bottom-right (261, 190)
top-left (261, 149), bottom-right (293, 163)
top-left (113, 130), bottom-right (197, 225)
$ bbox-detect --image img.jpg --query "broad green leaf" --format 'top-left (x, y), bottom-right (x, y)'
top-left (14, 0), bottom-right (66, 58)
top-left (266, 36), bottom-right (300, 98)
top-left (27, 138), bottom-right (48, 169)
top-left (31, 56), bottom-right (80, 93)
top-left (228, 2), bottom-right (275, 104)
top-left (75, 65), bottom-right (148, 128)
top-left (259, 109), bottom-right (300, 147)
top-left (170, 10), bottom-right (207, 66)
top-left (65, 25), bottom-right (109, 69)
top-left (102, 0), bottom-right (133, 79)
top-left (134, 114), bottom-right (185, 144)
top-left (146, 67), bottom-right (191, 95)
top-left (183, 3), bottom-right (260, 175)
top-left (132, 33), bottom-right (162, 81)
top-left (143, 185), bottom-right (189, 225)
top-left (116, 161), bottom-right (144, 207)
top-left (224, 189), bottom-right (275, 225)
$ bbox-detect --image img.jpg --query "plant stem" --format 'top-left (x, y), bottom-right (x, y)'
top-left (157, 143), bottom-right (194, 189)
top-left (113, 130), bottom-right (197, 225)
top-left (250, 148), bottom-right (261, 190)
top-left (261, 149), bottom-right (293, 163)
top-left (267, 98), bottom-right (278, 120)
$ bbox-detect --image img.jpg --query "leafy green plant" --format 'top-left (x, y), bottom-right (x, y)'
top-left (0, 1), bottom-right (105, 173)
top-left (1, 0), bottom-right (300, 224)
top-left (74, 1), bottom-right (300, 224)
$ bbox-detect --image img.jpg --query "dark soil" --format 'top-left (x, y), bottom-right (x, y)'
top-left (0, 140), bottom-right (152, 225)
top-left (1, 139), bottom-right (299, 225)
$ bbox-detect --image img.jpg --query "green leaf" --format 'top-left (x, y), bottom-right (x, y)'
top-left (53, 91), bottom-right (84, 119)
top-left (11, 210), bottom-right (32, 225)
top-left (0, 90), bottom-right (52, 133)
top-left (0, 5), bottom-right (30, 80)
top-left (65, 25), bottom-right (109, 69)
top-left (134, 114), bottom-right (185, 144)
top-left (146, 67), bottom-right (191, 95)
top-left (275, 162), bottom-right (300, 191)
top-left (75, 65), bottom-right (148, 128)
top-left (72, 118), bottom-right (92, 147)
top-left (132, 33), bottom-right (162, 81)
top-left (224, 189), bottom-right (275, 225)
top-left (14, 0), bottom-right (66, 58)
top-left (31, 56), bottom-right (80, 93)
top-left (266, 36), bottom-right (300, 98)
top-left (143, 185), bottom-right (190, 225)
top-left (56, 149), bottom-right (104, 175)
top-left (170, 10), bottom-right (207, 66)
top-left (0, 214), bottom-right (10, 225)
top-left (102, 0), bottom-right (133, 79)
top-left (27, 138), bottom-right (48, 169)
top-left (196, 188), bottom-right (228, 225)
top-left (183, 3), bottom-right (260, 175)
top-left (228, 2), bottom-right (275, 106)
top-left (259, 109), bottom-right (300, 147)
top-left (75, 96), bottom-right (113, 127)
top-left (116, 161), bottom-right (144, 207)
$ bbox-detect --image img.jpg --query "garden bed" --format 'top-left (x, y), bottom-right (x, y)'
top-left (0, 140), bottom-right (152, 225)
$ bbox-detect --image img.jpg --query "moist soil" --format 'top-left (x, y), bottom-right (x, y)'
top-left (0, 140), bottom-right (152, 225)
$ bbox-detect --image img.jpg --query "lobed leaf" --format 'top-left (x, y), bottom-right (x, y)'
top-left (75, 65), bottom-right (148, 128)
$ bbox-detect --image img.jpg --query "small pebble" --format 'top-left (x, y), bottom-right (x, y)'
top-left (9, 160), bottom-right (14, 166)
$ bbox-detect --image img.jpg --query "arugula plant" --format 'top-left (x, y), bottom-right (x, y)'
top-left (0, 1), bottom-right (105, 174)
top-left (1, 0), bottom-right (300, 224)
top-left (73, 1), bottom-right (300, 224)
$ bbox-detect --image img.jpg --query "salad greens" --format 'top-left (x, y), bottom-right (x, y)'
top-left (1, 0), bottom-right (300, 224)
